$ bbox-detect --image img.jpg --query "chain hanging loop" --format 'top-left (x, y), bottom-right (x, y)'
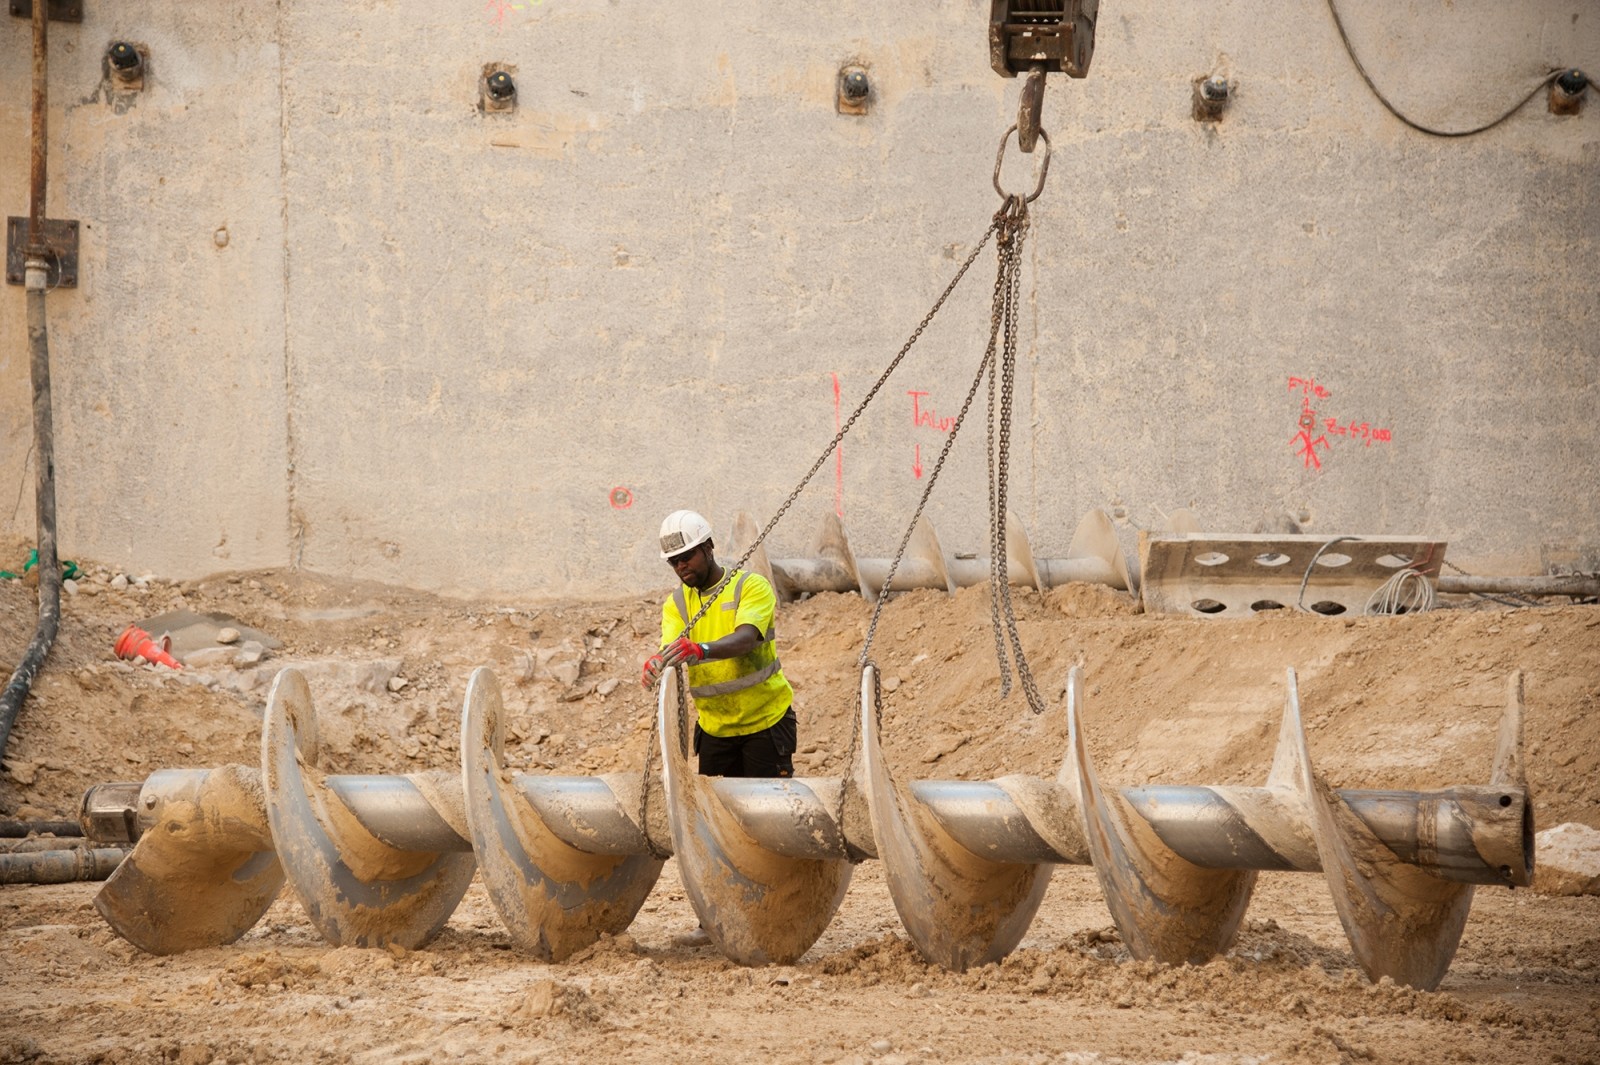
top-left (993, 125), bottom-right (1052, 204)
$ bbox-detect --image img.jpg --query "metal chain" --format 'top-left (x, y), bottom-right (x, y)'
top-left (834, 307), bottom-right (1006, 838)
top-left (831, 195), bottom-right (1046, 838)
top-left (636, 213), bottom-right (1005, 854)
top-left (990, 198), bottom-right (1047, 715)
top-left (985, 200), bottom-right (1016, 698)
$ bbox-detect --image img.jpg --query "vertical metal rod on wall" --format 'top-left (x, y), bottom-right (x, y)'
top-left (0, 4), bottom-right (63, 759)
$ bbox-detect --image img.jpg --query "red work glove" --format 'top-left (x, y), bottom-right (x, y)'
top-left (663, 636), bottom-right (708, 667)
top-left (642, 638), bottom-right (708, 689)
top-left (641, 652), bottom-right (667, 689)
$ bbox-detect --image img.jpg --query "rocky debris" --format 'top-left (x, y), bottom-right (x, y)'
top-left (920, 732), bottom-right (969, 764)
top-left (216, 627), bottom-right (241, 645)
top-left (537, 641), bottom-right (585, 687)
top-left (2, 758), bottom-right (39, 786)
top-left (513, 651), bottom-right (537, 683)
top-left (559, 679), bottom-right (598, 702)
top-left (234, 640), bottom-right (268, 667)
top-left (1533, 822), bottom-right (1600, 896)
top-left (181, 647), bottom-right (234, 669)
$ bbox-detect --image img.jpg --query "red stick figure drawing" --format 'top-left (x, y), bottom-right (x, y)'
top-left (484, 0), bottom-right (515, 29)
top-left (1291, 399), bottom-right (1331, 470)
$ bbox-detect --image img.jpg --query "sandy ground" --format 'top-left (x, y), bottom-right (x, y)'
top-left (2, 544), bottom-right (1598, 1064)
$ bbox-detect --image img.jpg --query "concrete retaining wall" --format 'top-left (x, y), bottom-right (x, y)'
top-left (2, 0), bottom-right (1596, 596)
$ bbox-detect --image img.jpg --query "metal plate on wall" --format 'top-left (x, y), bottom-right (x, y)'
top-left (1138, 532), bottom-right (1447, 618)
top-left (6, 217), bottom-right (79, 288)
top-left (9, 0), bottom-right (84, 20)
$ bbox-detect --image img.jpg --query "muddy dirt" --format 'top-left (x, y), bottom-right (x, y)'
top-left (2, 541), bottom-right (1597, 1064)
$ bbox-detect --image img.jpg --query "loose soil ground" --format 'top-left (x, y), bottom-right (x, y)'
top-left (2, 545), bottom-right (1597, 1064)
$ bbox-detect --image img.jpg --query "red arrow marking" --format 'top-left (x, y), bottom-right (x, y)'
top-left (912, 443), bottom-right (923, 479)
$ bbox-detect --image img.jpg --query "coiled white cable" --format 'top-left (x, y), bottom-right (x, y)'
top-left (1364, 568), bottom-right (1437, 616)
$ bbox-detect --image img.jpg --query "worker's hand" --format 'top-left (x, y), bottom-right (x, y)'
top-left (641, 652), bottom-right (667, 689)
top-left (661, 636), bottom-right (708, 668)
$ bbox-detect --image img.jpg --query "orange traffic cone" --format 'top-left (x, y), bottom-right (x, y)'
top-left (113, 624), bottom-right (182, 669)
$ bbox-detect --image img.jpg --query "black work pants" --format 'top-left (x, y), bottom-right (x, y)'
top-left (695, 707), bottom-right (797, 778)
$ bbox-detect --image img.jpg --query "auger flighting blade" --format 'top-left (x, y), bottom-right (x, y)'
top-left (263, 668), bottom-right (476, 949)
top-left (657, 668), bottom-right (851, 965)
top-left (861, 664), bottom-right (1051, 972)
top-left (726, 511), bottom-right (777, 590)
top-left (1060, 508), bottom-right (1134, 592)
top-left (93, 766), bottom-right (284, 955)
top-left (885, 514), bottom-right (956, 595)
top-left (1068, 667), bottom-right (1258, 964)
top-left (461, 667), bottom-right (663, 960)
top-left (1281, 667), bottom-right (1511, 991)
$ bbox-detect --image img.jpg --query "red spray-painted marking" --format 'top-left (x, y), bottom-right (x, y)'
top-left (831, 372), bottom-right (844, 517)
top-left (1287, 377), bottom-right (1392, 469)
top-left (1322, 418), bottom-right (1392, 445)
top-left (912, 444), bottom-right (924, 479)
top-left (907, 391), bottom-right (955, 433)
top-left (1291, 401), bottom-right (1332, 470)
top-left (485, 0), bottom-right (546, 27)
top-left (1287, 376), bottom-right (1332, 400)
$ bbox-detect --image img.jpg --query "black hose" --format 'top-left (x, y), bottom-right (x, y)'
top-left (0, 819), bottom-right (81, 838)
top-left (0, 5), bottom-right (61, 763)
top-left (0, 289), bottom-right (61, 761)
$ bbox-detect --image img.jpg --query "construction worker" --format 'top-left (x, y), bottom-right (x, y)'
top-left (641, 510), bottom-right (797, 779)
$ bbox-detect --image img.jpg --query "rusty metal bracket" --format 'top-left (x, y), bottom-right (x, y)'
top-left (6, 217), bottom-right (78, 288)
top-left (8, 0), bottom-right (83, 21)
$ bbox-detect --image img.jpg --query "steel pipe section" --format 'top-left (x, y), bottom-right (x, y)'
top-left (0, 845), bottom-right (127, 884)
top-left (95, 769), bottom-right (1528, 888)
top-left (743, 508), bottom-right (1134, 598)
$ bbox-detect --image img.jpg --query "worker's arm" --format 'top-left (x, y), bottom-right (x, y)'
top-left (643, 618), bottom-right (765, 688)
top-left (659, 623), bottom-right (762, 669)
top-left (697, 623), bottom-right (763, 661)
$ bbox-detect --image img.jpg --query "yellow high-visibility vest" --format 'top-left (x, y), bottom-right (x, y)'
top-left (660, 570), bottom-right (792, 738)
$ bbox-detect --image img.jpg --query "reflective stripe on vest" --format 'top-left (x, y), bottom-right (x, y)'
top-left (689, 657), bottom-right (783, 698)
top-left (673, 571), bottom-right (780, 699)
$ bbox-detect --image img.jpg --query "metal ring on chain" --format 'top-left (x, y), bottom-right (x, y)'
top-left (992, 125), bottom-right (1052, 204)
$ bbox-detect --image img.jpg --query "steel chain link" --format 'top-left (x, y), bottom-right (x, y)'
top-left (985, 200), bottom-right (1016, 698)
top-left (832, 194), bottom-right (1047, 837)
top-left (991, 198), bottom-right (1048, 715)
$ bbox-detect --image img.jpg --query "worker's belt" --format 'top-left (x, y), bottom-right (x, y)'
top-left (689, 658), bottom-right (783, 699)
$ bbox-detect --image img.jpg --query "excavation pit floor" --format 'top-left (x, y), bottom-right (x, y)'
top-left (2, 553), bottom-right (1597, 1064)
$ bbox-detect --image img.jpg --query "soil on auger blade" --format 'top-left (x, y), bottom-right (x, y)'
top-left (2, 553), bottom-right (1597, 1064)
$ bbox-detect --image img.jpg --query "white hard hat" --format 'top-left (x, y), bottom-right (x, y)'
top-left (659, 510), bottom-right (713, 559)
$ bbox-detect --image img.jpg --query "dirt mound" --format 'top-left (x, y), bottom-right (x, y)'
top-left (2, 551), bottom-right (1598, 1063)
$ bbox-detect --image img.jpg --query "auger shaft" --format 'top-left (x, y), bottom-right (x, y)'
top-left (733, 508), bottom-right (1136, 598)
top-left (83, 768), bottom-right (1529, 888)
top-left (80, 664), bottom-right (1533, 991)
top-left (770, 555), bottom-right (1124, 596)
